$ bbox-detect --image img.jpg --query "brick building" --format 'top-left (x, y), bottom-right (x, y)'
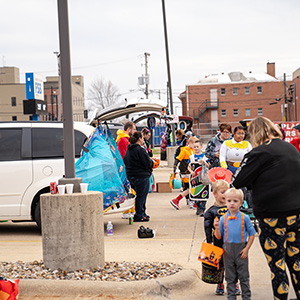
top-left (292, 67), bottom-right (300, 122)
top-left (44, 75), bottom-right (85, 122)
top-left (179, 63), bottom-right (294, 138)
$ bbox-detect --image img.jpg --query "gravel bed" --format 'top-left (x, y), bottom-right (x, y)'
top-left (0, 261), bottom-right (183, 281)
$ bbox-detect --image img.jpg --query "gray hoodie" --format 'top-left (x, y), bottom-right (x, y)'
top-left (205, 133), bottom-right (226, 168)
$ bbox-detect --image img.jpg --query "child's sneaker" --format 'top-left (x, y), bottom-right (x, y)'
top-left (121, 213), bottom-right (131, 219)
top-left (216, 283), bottom-right (224, 295)
top-left (170, 198), bottom-right (180, 210)
top-left (236, 283), bottom-right (241, 295)
top-left (189, 201), bottom-right (197, 209)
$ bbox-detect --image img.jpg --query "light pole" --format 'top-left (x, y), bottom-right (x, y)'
top-left (54, 51), bottom-right (62, 121)
top-left (57, 0), bottom-right (81, 189)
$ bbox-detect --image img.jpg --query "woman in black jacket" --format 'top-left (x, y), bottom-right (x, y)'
top-left (233, 117), bottom-right (300, 300)
top-left (124, 131), bottom-right (153, 222)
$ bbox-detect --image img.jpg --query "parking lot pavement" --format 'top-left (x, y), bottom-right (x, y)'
top-left (0, 163), bottom-right (296, 299)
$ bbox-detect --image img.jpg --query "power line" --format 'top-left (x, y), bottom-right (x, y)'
top-left (22, 56), bottom-right (140, 75)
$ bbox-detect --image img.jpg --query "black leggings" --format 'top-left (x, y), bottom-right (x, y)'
top-left (258, 215), bottom-right (300, 300)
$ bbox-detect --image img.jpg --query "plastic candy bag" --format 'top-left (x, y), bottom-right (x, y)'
top-left (200, 163), bottom-right (210, 186)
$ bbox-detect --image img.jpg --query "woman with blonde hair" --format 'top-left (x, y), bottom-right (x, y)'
top-left (233, 116), bottom-right (300, 300)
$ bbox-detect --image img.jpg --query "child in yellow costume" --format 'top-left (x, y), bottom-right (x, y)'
top-left (170, 136), bottom-right (198, 209)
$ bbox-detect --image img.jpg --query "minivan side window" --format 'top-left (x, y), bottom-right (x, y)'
top-left (74, 130), bottom-right (87, 157)
top-left (32, 128), bottom-right (86, 159)
top-left (0, 129), bottom-right (22, 161)
top-left (32, 128), bottom-right (64, 158)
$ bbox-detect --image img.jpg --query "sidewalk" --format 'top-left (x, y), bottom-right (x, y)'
top-left (6, 161), bottom-right (297, 299)
top-left (100, 162), bottom-right (295, 299)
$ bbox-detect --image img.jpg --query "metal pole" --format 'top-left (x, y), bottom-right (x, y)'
top-left (284, 73), bottom-right (288, 121)
top-left (54, 52), bottom-right (62, 121)
top-left (57, 0), bottom-right (75, 179)
top-left (144, 52), bottom-right (150, 99)
top-left (51, 87), bottom-right (54, 121)
top-left (161, 0), bottom-right (176, 146)
top-left (294, 83), bottom-right (297, 121)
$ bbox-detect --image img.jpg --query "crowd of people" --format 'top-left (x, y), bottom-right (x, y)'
top-left (117, 117), bottom-right (300, 300)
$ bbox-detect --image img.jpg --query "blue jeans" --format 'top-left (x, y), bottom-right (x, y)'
top-left (128, 176), bottom-right (150, 220)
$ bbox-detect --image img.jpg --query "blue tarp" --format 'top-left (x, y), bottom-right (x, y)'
top-left (75, 126), bottom-right (127, 210)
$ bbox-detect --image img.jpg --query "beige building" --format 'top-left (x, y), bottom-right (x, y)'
top-left (0, 67), bottom-right (86, 122)
top-left (0, 67), bottom-right (28, 121)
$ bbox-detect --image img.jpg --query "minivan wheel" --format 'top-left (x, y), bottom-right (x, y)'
top-left (34, 201), bottom-right (42, 232)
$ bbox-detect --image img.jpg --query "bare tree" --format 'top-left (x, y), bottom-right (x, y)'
top-left (88, 78), bottom-right (121, 111)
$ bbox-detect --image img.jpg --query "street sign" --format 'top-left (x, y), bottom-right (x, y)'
top-left (25, 73), bottom-right (44, 100)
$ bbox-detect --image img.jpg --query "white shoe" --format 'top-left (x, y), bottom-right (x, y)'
top-left (122, 213), bottom-right (132, 219)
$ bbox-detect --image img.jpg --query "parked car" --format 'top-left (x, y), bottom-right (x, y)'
top-left (0, 121), bottom-right (134, 229)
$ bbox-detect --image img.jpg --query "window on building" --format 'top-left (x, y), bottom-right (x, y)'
top-left (232, 88), bottom-right (238, 96)
top-left (233, 109), bottom-right (239, 117)
top-left (12, 116), bottom-right (17, 121)
top-left (44, 95), bottom-right (47, 102)
top-left (245, 87), bottom-right (250, 95)
top-left (220, 88), bottom-right (226, 96)
top-left (258, 108), bottom-right (263, 115)
top-left (11, 97), bottom-right (16, 106)
top-left (221, 109), bottom-right (226, 117)
top-left (245, 108), bottom-right (251, 117)
top-left (257, 86), bottom-right (262, 94)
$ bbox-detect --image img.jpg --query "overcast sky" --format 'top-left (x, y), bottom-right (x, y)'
top-left (1, 0), bottom-right (300, 106)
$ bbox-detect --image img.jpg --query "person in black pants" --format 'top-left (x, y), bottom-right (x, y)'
top-left (124, 131), bottom-right (154, 222)
top-left (233, 116), bottom-right (300, 300)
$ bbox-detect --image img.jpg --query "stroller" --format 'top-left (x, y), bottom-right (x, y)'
top-left (239, 187), bottom-right (259, 232)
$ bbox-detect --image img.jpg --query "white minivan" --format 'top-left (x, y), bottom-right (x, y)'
top-left (0, 121), bottom-right (134, 229)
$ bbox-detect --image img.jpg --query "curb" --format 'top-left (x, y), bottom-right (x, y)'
top-left (20, 268), bottom-right (200, 298)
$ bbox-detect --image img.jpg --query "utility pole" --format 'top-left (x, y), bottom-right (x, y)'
top-left (294, 83), bottom-right (297, 121)
top-left (51, 86), bottom-right (54, 121)
top-left (284, 73), bottom-right (288, 121)
top-left (54, 51), bottom-right (62, 121)
top-left (161, 0), bottom-right (176, 146)
top-left (144, 52), bottom-right (150, 99)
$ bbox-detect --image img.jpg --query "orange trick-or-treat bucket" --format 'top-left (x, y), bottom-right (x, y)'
top-left (198, 242), bottom-right (224, 269)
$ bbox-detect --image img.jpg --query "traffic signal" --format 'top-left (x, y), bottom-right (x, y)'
top-left (288, 84), bottom-right (295, 102)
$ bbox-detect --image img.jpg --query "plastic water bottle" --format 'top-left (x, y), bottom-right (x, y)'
top-left (107, 221), bottom-right (113, 236)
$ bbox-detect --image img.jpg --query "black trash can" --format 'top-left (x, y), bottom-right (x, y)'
top-left (160, 148), bottom-right (167, 160)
